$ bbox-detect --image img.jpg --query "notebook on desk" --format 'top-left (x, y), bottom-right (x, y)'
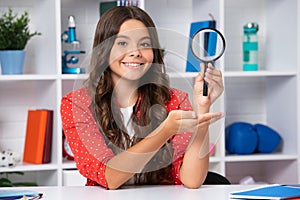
top-left (230, 184), bottom-right (300, 199)
top-left (0, 190), bottom-right (42, 199)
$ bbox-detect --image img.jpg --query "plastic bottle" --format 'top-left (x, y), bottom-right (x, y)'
top-left (243, 22), bottom-right (259, 71)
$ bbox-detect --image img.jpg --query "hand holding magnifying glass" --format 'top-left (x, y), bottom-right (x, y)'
top-left (190, 28), bottom-right (226, 96)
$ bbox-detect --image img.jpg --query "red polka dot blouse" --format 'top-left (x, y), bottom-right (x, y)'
top-left (60, 87), bottom-right (193, 188)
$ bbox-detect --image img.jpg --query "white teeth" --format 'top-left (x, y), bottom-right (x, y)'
top-left (124, 63), bottom-right (142, 67)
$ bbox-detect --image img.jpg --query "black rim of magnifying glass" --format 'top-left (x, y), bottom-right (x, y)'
top-left (190, 27), bottom-right (226, 62)
top-left (190, 27), bottom-right (226, 96)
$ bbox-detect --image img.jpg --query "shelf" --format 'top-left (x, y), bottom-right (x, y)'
top-left (225, 154), bottom-right (298, 162)
top-left (168, 72), bottom-right (198, 78)
top-left (60, 74), bottom-right (89, 80)
top-left (0, 74), bottom-right (58, 81)
top-left (0, 163), bottom-right (59, 173)
top-left (209, 156), bottom-right (222, 163)
top-left (62, 160), bottom-right (77, 169)
top-left (224, 71), bottom-right (297, 78)
top-left (168, 70), bottom-right (297, 78)
top-left (0, 71), bottom-right (294, 81)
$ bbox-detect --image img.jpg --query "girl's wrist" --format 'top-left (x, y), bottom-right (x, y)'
top-left (160, 119), bottom-right (177, 137)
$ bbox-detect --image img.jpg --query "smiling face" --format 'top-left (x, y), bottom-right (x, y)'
top-left (109, 19), bottom-right (154, 85)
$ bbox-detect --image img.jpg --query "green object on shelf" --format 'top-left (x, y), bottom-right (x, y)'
top-left (0, 172), bottom-right (38, 187)
top-left (0, 8), bottom-right (41, 50)
top-left (243, 64), bottom-right (258, 71)
top-left (0, 178), bottom-right (14, 187)
top-left (99, 1), bottom-right (117, 17)
top-left (243, 22), bottom-right (259, 71)
top-left (0, 8), bottom-right (41, 75)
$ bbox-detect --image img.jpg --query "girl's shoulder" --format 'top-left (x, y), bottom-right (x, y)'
top-left (167, 88), bottom-right (191, 111)
top-left (62, 87), bottom-right (92, 107)
top-left (169, 88), bottom-right (189, 100)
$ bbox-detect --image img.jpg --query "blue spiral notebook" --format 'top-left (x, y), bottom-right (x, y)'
top-left (0, 190), bottom-right (42, 199)
top-left (230, 184), bottom-right (300, 199)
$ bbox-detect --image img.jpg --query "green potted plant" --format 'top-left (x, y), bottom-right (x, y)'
top-left (0, 172), bottom-right (38, 187)
top-left (0, 8), bottom-right (41, 74)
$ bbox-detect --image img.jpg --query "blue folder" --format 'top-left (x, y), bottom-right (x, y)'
top-left (186, 20), bottom-right (216, 72)
top-left (230, 184), bottom-right (300, 199)
top-left (0, 190), bottom-right (42, 199)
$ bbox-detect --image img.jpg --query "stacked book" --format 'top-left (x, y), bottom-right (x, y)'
top-left (23, 109), bottom-right (53, 164)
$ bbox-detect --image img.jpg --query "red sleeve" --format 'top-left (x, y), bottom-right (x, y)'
top-left (167, 88), bottom-right (193, 185)
top-left (60, 88), bottom-right (114, 188)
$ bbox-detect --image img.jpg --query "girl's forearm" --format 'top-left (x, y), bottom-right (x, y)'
top-left (180, 102), bottom-right (210, 189)
top-left (105, 122), bottom-right (173, 189)
top-left (179, 126), bottom-right (209, 189)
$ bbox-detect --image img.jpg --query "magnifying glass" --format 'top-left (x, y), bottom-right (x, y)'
top-left (190, 28), bottom-right (226, 96)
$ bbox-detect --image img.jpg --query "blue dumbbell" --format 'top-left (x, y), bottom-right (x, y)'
top-left (254, 124), bottom-right (282, 153)
top-left (225, 122), bottom-right (258, 155)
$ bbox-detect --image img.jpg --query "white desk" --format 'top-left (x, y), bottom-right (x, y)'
top-left (0, 185), bottom-right (263, 200)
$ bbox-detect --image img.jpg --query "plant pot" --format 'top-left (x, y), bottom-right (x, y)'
top-left (0, 50), bottom-right (25, 74)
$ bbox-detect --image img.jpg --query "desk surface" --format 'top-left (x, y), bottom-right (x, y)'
top-left (0, 185), bottom-right (263, 200)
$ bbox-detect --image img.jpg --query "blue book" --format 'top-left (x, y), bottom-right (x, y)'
top-left (230, 184), bottom-right (300, 199)
top-left (186, 20), bottom-right (216, 72)
top-left (0, 190), bottom-right (42, 199)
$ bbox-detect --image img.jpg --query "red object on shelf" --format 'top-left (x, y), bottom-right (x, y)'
top-left (23, 109), bottom-right (53, 164)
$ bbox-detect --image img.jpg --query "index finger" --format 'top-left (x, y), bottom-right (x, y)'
top-left (177, 110), bottom-right (197, 119)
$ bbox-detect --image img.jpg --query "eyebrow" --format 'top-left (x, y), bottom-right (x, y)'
top-left (116, 35), bottom-right (151, 41)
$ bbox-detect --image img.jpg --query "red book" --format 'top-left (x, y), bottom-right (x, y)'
top-left (23, 110), bottom-right (53, 164)
top-left (43, 110), bottom-right (53, 163)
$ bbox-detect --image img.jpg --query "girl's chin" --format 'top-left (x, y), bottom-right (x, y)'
top-left (121, 73), bottom-right (145, 81)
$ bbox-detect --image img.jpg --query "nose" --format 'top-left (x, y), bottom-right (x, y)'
top-left (128, 48), bottom-right (142, 57)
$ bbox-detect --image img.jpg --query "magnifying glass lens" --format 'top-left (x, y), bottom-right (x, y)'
top-left (191, 28), bottom-right (225, 63)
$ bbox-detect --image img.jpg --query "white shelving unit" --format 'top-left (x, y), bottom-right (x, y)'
top-left (0, 0), bottom-right (299, 186)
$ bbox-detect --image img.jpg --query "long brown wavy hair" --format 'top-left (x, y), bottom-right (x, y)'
top-left (87, 6), bottom-right (174, 185)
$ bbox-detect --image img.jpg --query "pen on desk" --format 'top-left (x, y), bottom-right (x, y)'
top-left (20, 194), bottom-right (42, 200)
top-left (282, 184), bottom-right (300, 188)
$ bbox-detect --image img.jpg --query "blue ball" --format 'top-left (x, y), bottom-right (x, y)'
top-left (254, 124), bottom-right (282, 153)
top-left (225, 122), bottom-right (258, 155)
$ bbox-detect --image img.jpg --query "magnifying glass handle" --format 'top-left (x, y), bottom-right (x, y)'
top-left (203, 62), bottom-right (208, 96)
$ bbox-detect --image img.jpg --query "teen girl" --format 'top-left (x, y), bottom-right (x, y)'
top-left (61, 6), bottom-right (224, 190)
